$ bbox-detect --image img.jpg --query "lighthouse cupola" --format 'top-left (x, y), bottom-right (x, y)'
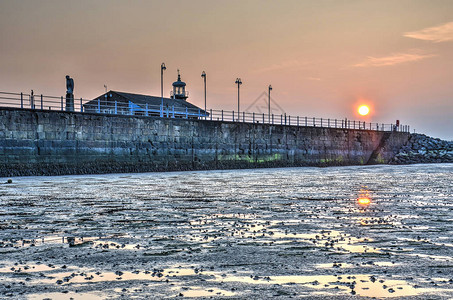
top-left (171, 69), bottom-right (188, 100)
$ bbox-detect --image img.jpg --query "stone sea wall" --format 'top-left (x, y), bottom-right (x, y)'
top-left (0, 108), bottom-right (410, 177)
top-left (391, 134), bottom-right (453, 164)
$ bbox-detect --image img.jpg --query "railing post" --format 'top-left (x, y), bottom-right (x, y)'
top-left (253, 112), bottom-right (255, 123)
top-left (313, 117), bottom-right (315, 127)
top-left (321, 118), bottom-right (323, 127)
top-left (232, 111), bottom-right (234, 122)
top-left (328, 119), bottom-right (330, 128)
top-left (285, 113), bottom-right (287, 125)
top-left (335, 119), bottom-right (337, 128)
top-left (185, 107), bottom-right (188, 119)
top-left (243, 111), bottom-right (245, 123)
top-left (40, 94), bottom-right (43, 110)
top-left (262, 113), bottom-right (264, 124)
top-left (272, 114), bottom-right (274, 125)
top-left (280, 114), bottom-right (283, 125)
top-left (305, 116), bottom-right (307, 127)
top-left (297, 116), bottom-right (299, 126)
top-left (20, 93), bottom-right (23, 109)
top-left (98, 98), bottom-right (100, 113)
top-left (210, 109), bottom-right (212, 121)
top-left (221, 110), bottom-right (224, 121)
top-left (173, 106), bottom-right (175, 118)
top-left (80, 98), bottom-right (83, 112)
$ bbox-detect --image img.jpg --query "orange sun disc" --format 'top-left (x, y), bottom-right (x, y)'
top-left (358, 105), bottom-right (370, 116)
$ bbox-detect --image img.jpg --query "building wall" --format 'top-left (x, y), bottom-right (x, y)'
top-left (0, 108), bottom-right (410, 177)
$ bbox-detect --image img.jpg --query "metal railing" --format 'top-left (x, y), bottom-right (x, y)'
top-left (0, 91), bottom-right (410, 132)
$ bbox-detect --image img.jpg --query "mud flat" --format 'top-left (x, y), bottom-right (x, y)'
top-left (1, 164), bottom-right (453, 299)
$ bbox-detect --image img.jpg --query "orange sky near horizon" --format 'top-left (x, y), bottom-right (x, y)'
top-left (0, 0), bottom-right (452, 139)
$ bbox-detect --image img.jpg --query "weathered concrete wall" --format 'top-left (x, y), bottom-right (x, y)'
top-left (0, 108), bottom-right (410, 177)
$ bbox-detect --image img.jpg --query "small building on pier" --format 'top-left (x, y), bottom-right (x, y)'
top-left (83, 72), bottom-right (207, 119)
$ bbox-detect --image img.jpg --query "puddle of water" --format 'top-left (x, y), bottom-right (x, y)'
top-left (316, 261), bottom-right (397, 269)
top-left (0, 263), bottom-right (203, 285)
top-left (212, 273), bottom-right (438, 298)
top-left (3, 234), bottom-right (148, 253)
top-left (27, 291), bottom-right (103, 300)
top-left (404, 253), bottom-right (453, 262)
top-left (187, 217), bottom-right (380, 254)
top-left (0, 263), bottom-right (59, 273)
top-left (171, 286), bottom-right (235, 297)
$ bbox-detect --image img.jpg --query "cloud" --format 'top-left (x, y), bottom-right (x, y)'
top-left (353, 52), bottom-right (436, 67)
top-left (404, 21), bottom-right (453, 42)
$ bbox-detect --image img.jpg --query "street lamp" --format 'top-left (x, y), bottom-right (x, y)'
top-left (268, 84), bottom-right (272, 123)
top-left (235, 78), bottom-right (242, 121)
top-left (160, 62), bottom-right (166, 117)
top-left (201, 71), bottom-right (206, 119)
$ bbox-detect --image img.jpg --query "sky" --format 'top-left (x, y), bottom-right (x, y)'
top-left (1, 0), bottom-right (452, 140)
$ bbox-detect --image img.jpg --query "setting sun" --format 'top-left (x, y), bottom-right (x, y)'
top-left (358, 105), bottom-right (370, 116)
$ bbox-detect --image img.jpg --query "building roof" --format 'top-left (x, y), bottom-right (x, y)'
top-left (172, 73), bottom-right (186, 87)
top-left (86, 90), bottom-right (205, 113)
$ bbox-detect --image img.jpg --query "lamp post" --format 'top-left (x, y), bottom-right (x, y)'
top-left (268, 84), bottom-right (272, 123)
top-left (235, 78), bottom-right (242, 121)
top-left (201, 71), bottom-right (206, 120)
top-left (160, 62), bottom-right (166, 117)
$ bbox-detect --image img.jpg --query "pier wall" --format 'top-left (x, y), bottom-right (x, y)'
top-left (0, 108), bottom-right (410, 176)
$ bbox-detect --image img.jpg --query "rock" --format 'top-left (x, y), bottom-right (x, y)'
top-left (392, 134), bottom-right (453, 164)
top-left (66, 237), bottom-right (76, 247)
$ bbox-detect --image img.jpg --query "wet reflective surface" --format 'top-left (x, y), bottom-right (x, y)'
top-left (0, 164), bottom-right (452, 299)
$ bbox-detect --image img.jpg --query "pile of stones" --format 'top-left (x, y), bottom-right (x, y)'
top-left (391, 133), bottom-right (453, 164)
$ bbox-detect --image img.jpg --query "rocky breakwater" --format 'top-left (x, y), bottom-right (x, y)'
top-left (392, 134), bottom-right (453, 164)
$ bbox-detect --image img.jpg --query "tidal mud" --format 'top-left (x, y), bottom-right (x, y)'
top-left (1, 164), bottom-right (452, 299)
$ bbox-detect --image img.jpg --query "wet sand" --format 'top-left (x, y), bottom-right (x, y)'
top-left (1, 164), bottom-right (452, 299)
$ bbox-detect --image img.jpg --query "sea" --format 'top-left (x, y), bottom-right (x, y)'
top-left (0, 164), bottom-right (452, 299)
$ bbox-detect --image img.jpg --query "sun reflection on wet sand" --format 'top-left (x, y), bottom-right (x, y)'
top-left (358, 197), bottom-right (371, 205)
top-left (357, 187), bottom-right (372, 207)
